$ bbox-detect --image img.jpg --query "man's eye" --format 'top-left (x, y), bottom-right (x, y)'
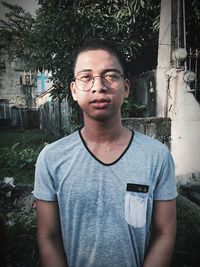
top-left (80, 75), bottom-right (92, 82)
top-left (105, 74), bottom-right (119, 81)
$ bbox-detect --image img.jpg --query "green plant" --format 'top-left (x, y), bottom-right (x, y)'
top-left (0, 129), bottom-right (57, 149)
top-left (0, 129), bottom-right (58, 185)
top-left (122, 99), bottom-right (147, 118)
top-left (1, 143), bottom-right (42, 170)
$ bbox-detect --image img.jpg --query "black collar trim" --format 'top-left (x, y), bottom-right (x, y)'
top-left (78, 129), bottom-right (134, 166)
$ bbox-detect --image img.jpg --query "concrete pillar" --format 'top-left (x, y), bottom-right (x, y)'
top-left (169, 70), bottom-right (200, 184)
top-left (156, 0), bottom-right (173, 117)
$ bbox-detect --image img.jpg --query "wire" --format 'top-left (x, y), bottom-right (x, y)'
top-left (182, 0), bottom-right (187, 70)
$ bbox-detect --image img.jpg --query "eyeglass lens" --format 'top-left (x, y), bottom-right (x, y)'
top-left (75, 73), bottom-right (123, 91)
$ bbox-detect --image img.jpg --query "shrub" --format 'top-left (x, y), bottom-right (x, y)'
top-left (4, 191), bottom-right (40, 267)
top-left (0, 143), bottom-right (43, 170)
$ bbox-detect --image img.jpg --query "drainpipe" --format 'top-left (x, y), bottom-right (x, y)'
top-left (165, 75), bottom-right (170, 118)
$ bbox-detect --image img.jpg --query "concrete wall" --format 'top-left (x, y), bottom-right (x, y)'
top-left (0, 56), bottom-right (22, 100)
top-left (168, 69), bottom-right (200, 184)
top-left (123, 117), bottom-right (171, 147)
top-left (0, 55), bottom-right (38, 106)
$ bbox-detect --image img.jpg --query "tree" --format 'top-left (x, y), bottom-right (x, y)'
top-left (0, 0), bottom-right (160, 104)
top-left (185, 0), bottom-right (200, 49)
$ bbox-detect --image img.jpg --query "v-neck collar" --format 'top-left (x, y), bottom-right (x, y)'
top-left (78, 129), bottom-right (134, 166)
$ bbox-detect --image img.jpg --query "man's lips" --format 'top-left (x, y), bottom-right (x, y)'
top-left (90, 98), bottom-right (111, 103)
top-left (89, 98), bottom-right (111, 108)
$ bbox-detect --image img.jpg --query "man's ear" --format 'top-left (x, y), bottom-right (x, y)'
top-left (70, 81), bottom-right (77, 101)
top-left (124, 79), bottom-right (130, 99)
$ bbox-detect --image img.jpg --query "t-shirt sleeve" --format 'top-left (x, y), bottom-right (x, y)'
top-left (33, 146), bottom-right (57, 201)
top-left (153, 150), bottom-right (178, 200)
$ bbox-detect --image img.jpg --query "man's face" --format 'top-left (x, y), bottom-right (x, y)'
top-left (70, 49), bottom-right (130, 122)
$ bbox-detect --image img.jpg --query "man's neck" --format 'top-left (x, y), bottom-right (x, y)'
top-left (80, 116), bottom-right (132, 164)
top-left (81, 117), bottom-right (127, 144)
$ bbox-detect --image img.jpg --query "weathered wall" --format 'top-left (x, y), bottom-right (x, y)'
top-left (0, 55), bottom-right (39, 107)
top-left (123, 117), bottom-right (171, 147)
top-left (36, 91), bottom-right (72, 137)
top-left (0, 56), bottom-right (22, 100)
top-left (168, 69), bottom-right (200, 184)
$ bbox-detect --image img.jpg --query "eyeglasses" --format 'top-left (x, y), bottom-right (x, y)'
top-left (74, 71), bottom-right (124, 91)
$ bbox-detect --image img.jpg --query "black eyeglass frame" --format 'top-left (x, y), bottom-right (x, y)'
top-left (73, 73), bottom-right (125, 92)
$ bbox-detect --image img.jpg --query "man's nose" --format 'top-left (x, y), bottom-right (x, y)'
top-left (91, 76), bottom-right (107, 93)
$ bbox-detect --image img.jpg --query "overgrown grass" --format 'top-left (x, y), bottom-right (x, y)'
top-left (0, 128), bottom-right (58, 185)
top-left (0, 128), bottom-right (57, 149)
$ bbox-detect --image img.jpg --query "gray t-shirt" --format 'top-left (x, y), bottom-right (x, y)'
top-left (33, 130), bottom-right (177, 267)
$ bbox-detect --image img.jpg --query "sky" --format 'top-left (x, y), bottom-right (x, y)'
top-left (0, 0), bottom-right (38, 20)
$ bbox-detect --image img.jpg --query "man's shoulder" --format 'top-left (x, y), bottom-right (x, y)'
top-left (41, 130), bottom-right (80, 155)
top-left (133, 131), bottom-right (169, 154)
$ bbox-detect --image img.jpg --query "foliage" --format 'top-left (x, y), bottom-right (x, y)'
top-left (6, 213), bottom-right (39, 267)
top-left (0, 143), bottom-right (42, 170)
top-left (3, 192), bottom-right (39, 267)
top-left (0, 0), bottom-right (160, 103)
top-left (0, 129), bottom-right (53, 266)
top-left (122, 99), bottom-right (147, 117)
top-left (185, 0), bottom-right (200, 49)
top-left (0, 129), bottom-right (58, 184)
top-left (0, 128), bottom-right (57, 149)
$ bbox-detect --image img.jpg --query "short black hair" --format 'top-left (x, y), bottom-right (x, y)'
top-left (73, 39), bottom-right (126, 76)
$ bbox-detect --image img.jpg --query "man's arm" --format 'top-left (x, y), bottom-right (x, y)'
top-left (36, 199), bottom-right (68, 267)
top-left (143, 199), bottom-right (176, 267)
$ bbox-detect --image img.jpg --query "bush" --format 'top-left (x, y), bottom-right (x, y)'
top-left (1, 143), bottom-right (42, 170)
top-left (0, 129), bottom-right (57, 185)
top-left (0, 185), bottom-right (40, 267)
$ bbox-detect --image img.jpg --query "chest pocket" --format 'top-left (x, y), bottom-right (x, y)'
top-left (125, 183), bottom-right (149, 228)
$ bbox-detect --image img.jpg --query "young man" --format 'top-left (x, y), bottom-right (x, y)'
top-left (33, 39), bottom-right (177, 267)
